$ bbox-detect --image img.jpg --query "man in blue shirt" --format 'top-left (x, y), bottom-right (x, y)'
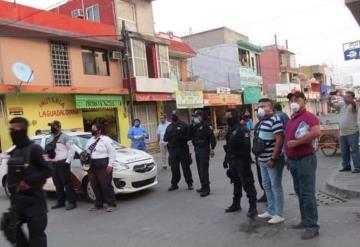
top-left (128, 119), bottom-right (149, 151)
top-left (274, 103), bottom-right (290, 128)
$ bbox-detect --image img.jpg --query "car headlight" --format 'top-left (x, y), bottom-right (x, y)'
top-left (113, 161), bottom-right (130, 172)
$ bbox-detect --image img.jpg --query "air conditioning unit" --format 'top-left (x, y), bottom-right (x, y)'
top-left (71, 9), bottom-right (84, 19)
top-left (110, 51), bottom-right (122, 60)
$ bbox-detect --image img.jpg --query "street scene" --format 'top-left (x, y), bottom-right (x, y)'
top-left (0, 0), bottom-right (360, 246)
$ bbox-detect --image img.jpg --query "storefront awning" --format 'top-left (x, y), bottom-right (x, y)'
top-left (237, 40), bottom-right (263, 53)
top-left (75, 95), bottom-right (122, 109)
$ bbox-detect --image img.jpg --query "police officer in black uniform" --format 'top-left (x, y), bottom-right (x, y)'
top-left (190, 110), bottom-right (216, 197)
top-left (164, 110), bottom-right (193, 191)
top-left (3, 117), bottom-right (51, 247)
top-left (223, 110), bottom-right (258, 218)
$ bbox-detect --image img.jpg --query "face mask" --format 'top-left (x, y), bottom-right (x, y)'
top-left (256, 108), bottom-right (266, 119)
top-left (10, 129), bottom-right (27, 147)
top-left (171, 116), bottom-right (179, 122)
top-left (193, 117), bottom-right (201, 124)
top-left (91, 130), bottom-right (98, 136)
top-left (226, 117), bottom-right (237, 127)
top-left (290, 102), bottom-right (300, 113)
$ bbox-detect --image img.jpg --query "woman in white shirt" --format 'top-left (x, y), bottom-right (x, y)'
top-left (86, 122), bottom-right (117, 212)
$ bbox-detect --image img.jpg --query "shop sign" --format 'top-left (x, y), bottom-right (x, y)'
top-left (203, 93), bottom-right (242, 106)
top-left (343, 40), bottom-right (360, 61)
top-left (135, 93), bottom-right (173, 102)
top-left (178, 80), bottom-right (203, 91)
top-left (38, 96), bottom-right (80, 118)
top-left (240, 66), bottom-right (263, 86)
top-left (216, 87), bottom-right (231, 94)
top-left (75, 95), bottom-right (122, 109)
top-left (175, 90), bottom-right (204, 109)
top-left (275, 83), bottom-right (301, 97)
top-left (9, 107), bottom-right (23, 116)
top-left (243, 86), bottom-right (262, 104)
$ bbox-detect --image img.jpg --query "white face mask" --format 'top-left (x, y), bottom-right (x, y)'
top-left (290, 102), bottom-right (300, 113)
top-left (256, 108), bottom-right (266, 119)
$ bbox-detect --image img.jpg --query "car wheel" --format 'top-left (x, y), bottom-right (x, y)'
top-left (3, 176), bottom-right (11, 198)
top-left (84, 178), bottom-right (96, 202)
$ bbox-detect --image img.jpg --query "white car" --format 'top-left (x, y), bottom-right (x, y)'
top-left (0, 132), bottom-right (158, 201)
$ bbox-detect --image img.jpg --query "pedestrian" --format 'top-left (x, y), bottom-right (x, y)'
top-left (223, 109), bottom-right (258, 218)
top-left (128, 119), bottom-right (149, 151)
top-left (2, 117), bottom-right (51, 247)
top-left (285, 92), bottom-right (321, 240)
top-left (337, 91), bottom-right (360, 173)
top-left (274, 103), bottom-right (290, 128)
top-left (253, 98), bottom-right (285, 224)
top-left (243, 109), bottom-right (254, 130)
top-left (156, 114), bottom-right (171, 169)
top-left (35, 129), bottom-right (42, 135)
top-left (86, 122), bottom-right (117, 212)
top-left (164, 110), bottom-right (193, 191)
top-left (190, 110), bottom-right (216, 197)
top-left (45, 121), bottom-right (77, 211)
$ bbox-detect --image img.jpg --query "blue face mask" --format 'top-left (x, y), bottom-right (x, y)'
top-left (193, 117), bottom-right (201, 124)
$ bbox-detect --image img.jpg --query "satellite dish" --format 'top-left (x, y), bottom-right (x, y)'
top-left (12, 62), bottom-right (34, 83)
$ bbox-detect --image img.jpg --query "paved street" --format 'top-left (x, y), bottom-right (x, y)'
top-left (0, 142), bottom-right (359, 247)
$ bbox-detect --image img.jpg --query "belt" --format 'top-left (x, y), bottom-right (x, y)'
top-left (289, 153), bottom-right (314, 161)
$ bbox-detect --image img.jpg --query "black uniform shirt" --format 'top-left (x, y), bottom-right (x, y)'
top-left (164, 121), bottom-right (190, 148)
top-left (225, 124), bottom-right (251, 160)
top-left (190, 122), bottom-right (217, 150)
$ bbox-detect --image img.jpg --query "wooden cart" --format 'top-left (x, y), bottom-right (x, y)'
top-left (318, 123), bottom-right (340, 157)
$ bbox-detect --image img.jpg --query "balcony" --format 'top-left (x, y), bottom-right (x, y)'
top-left (123, 76), bottom-right (176, 93)
top-left (346, 0), bottom-right (360, 25)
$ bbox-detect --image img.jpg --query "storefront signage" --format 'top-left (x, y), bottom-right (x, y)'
top-left (39, 97), bottom-right (65, 108)
top-left (203, 93), bottom-right (242, 106)
top-left (243, 86), bottom-right (262, 104)
top-left (343, 40), bottom-right (360, 61)
top-left (135, 93), bottom-right (173, 102)
top-left (9, 107), bottom-right (23, 116)
top-left (275, 83), bottom-right (301, 97)
top-left (75, 95), bottom-right (123, 109)
top-left (240, 66), bottom-right (263, 86)
top-left (178, 81), bottom-right (204, 91)
top-left (176, 90), bottom-right (204, 109)
top-left (216, 87), bottom-right (231, 94)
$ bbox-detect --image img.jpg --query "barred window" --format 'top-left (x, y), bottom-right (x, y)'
top-left (50, 41), bottom-right (72, 87)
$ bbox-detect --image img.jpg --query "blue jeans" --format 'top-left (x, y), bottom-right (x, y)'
top-left (340, 132), bottom-right (360, 170)
top-left (289, 154), bottom-right (319, 232)
top-left (260, 155), bottom-right (285, 216)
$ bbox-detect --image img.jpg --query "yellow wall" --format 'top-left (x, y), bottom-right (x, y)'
top-left (116, 102), bottom-right (130, 147)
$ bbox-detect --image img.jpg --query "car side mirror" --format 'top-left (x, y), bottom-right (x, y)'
top-left (74, 153), bottom-right (80, 160)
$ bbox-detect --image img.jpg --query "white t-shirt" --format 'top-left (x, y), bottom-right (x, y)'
top-left (85, 135), bottom-right (116, 166)
top-left (156, 121), bottom-right (171, 144)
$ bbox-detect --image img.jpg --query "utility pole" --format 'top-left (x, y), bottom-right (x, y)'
top-left (121, 20), bottom-right (134, 122)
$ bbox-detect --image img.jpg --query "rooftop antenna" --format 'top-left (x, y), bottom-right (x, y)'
top-left (12, 62), bottom-right (34, 92)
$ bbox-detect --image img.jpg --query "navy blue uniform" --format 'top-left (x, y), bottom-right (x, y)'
top-left (164, 121), bottom-right (193, 186)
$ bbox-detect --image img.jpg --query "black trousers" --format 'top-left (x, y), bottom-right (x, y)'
top-left (51, 161), bottom-right (76, 205)
top-left (168, 146), bottom-right (193, 186)
top-left (89, 158), bottom-right (116, 207)
top-left (16, 213), bottom-right (47, 247)
top-left (229, 158), bottom-right (257, 208)
top-left (195, 147), bottom-right (210, 191)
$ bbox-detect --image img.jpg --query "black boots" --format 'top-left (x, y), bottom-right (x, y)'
top-left (225, 204), bottom-right (241, 213)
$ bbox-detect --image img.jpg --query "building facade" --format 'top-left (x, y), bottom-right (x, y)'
top-left (0, 1), bottom-right (130, 151)
top-left (346, 0), bottom-right (360, 25)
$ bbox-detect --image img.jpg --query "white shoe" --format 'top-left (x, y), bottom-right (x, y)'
top-left (258, 211), bottom-right (273, 219)
top-left (268, 215), bottom-right (285, 224)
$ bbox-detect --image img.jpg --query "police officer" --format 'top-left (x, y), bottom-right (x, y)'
top-left (164, 110), bottom-right (193, 191)
top-left (223, 110), bottom-right (258, 218)
top-left (190, 110), bottom-right (216, 197)
top-left (46, 120), bottom-right (77, 210)
top-left (5, 117), bottom-right (51, 247)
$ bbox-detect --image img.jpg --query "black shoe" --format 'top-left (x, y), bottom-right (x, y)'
top-left (339, 168), bottom-right (351, 172)
top-left (168, 185), bottom-right (179, 191)
top-left (65, 203), bottom-right (77, 211)
top-left (188, 184), bottom-right (194, 190)
top-left (200, 191), bottom-right (210, 197)
top-left (301, 229), bottom-right (319, 240)
top-left (247, 208), bottom-right (258, 218)
top-left (51, 203), bottom-right (65, 210)
top-left (352, 168), bottom-right (360, 174)
top-left (290, 223), bottom-right (306, 230)
top-left (196, 188), bottom-right (203, 193)
top-left (257, 194), bottom-right (267, 203)
top-left (225, 205), bottom-right (241, 213)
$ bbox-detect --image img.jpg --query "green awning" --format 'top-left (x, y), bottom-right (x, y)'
top-left (243, 86), bottom-right (262, 104)
top-left (75, 95), bottom-right (122, 109)
top-left (237, 40), bottom-right (263, 53)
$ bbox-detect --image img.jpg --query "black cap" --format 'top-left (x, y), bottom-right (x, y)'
top-left (287, 91), bottom-right (306, 100)
top-left (48, 120), bottom-right (61, 128)
top-left (193, 110), bottom-right (204, 117)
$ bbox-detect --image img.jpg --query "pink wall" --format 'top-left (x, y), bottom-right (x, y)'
top-left (52, 0), bottom-right (116, 26)
top-left (260, 47), bottom-right (281, 95)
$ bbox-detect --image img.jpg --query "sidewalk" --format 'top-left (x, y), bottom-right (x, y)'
top-left (326, 171), bottom-right (360, 199)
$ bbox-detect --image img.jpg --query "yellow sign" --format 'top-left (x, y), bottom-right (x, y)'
top-left (175, 90), bottom-right (204, 109)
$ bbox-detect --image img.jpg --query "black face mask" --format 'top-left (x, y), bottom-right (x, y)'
top-left (51, 127), bottom-right (58, 134)
top-left (10, 129), bottom-right (28, 147)
top-left (91, 130), bottom-right (98, 136)
top-left (226, 117), bottom-right (238, 127)
top-left (171, 116), bottom-right (179, 122)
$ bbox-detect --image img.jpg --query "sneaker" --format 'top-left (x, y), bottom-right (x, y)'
top-left (352, 168), bottom-right (360, 174)
top-left (168, 185), bottom-right (179, 191)
top-left (290, 222), bottom-right (306, 229)
top-left (268, 215), bottom-right (285, 224)
top-left (339, 168), bottom-right (351, 172)
top-left (65, 203), bottom-right (77, 211)
top-left (88, 206), bottom-right (103, 212)
top-left (258, 211), bottom-right (273, 219)
top-left (301, 229), bottom-right (319, 240)
top-left (225, 205), bottom-right (241, 213)
top-left (105, 206), bottom-right (116, 213)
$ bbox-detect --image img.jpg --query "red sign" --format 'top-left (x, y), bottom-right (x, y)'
top-left (135, 93), bottom-right (173, 102)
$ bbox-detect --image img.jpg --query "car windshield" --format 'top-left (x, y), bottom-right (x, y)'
top-left (70, 134), bottom-right (125, 150)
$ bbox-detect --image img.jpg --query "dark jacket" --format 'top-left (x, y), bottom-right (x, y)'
top-left (224, 124), bottom-right (252, 161)
top-left (190, 122), bottom-right (216, 150)
top-left (164, 121), bottom-right (190, 148)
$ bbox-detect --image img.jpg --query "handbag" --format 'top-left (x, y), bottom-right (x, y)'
top-left (80, 138), bottom-right (100, 171)
top-left (45, 133), bottom-right (61, 159)
top-left (251, 122), bottom-right (268, 156)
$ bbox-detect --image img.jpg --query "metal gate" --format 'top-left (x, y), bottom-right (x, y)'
top-left (133, 103), bottom-right (158, 143)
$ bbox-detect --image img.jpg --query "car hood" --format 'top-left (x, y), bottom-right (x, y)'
top-left (115, 148), bottom-right (153, 164)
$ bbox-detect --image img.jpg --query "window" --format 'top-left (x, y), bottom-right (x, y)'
top-left (86, 5), bottom-right (100, 22)
top-left (131, 39), bottom-right (148, 77)
top-left (251, 57), bottom-right (255, 71)
top-left (239, 48), bottom-right (250, 67)
top-left (157, 45), bottom-right (170, 78)
top-left (81, 47), bottom-right (110, 76)
top-left (50, 41), bottom-right (72, 87)
top-left (117, 0), bottom-right (137, 32)
top-left (255, 54), bottom-right (261, 75)
top-left (170, 59), bottom-right (181, 81)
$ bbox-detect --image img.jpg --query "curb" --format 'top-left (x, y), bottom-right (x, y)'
top-left (326, 171), bottom-right (360, 199)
